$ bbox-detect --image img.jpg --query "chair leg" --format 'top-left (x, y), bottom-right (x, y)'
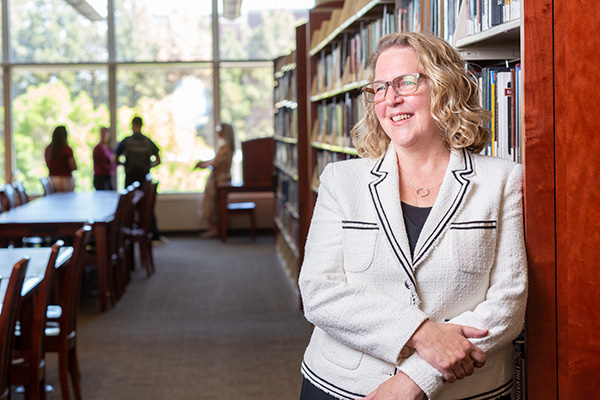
top-left (58, 346), bottom-right (71, 400)
top-left (250, 211), bottom-right (256, 241)
top-left (68, 348), bottom-right (82, 400)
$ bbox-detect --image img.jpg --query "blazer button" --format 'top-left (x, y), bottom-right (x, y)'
top-left (404, 280), bottom-right (410, 289)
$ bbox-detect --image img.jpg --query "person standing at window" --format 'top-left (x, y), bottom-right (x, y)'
top-left (114, 116), bottom-right (161, 187)
top-left (93, 127), bottom-right (116, 190)
top-left (45, 125), bottom-right (77, 192)
top-left (194, 123), bottom-right (235, 238)
top-left (115, 116), bottom-right (167, 244)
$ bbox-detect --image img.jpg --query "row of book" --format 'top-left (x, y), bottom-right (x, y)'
top-left (274, 65), bottom-right (296, 106)
top-left (274, 106), bottom-right (298, 140)
top-left (311, 92), bottom-right (365, 148)
top-left (312, 4), bottom-right (397, 96)
top-left (274, 140), bottom-right (299, 178)
top-left (397, 0), bottom-right (462, 44)
top-left (275, 173), bottom-right (300, 248)
top-left (309, 0), bottom-right (383, 51)
top-left (275, 172), bottom-right (299, 216)
top-left (465, 0), bottom-right (521, 36)
top-left (477, 64), bottom-right (522, 163)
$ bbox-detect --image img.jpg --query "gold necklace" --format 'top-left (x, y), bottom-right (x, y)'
top-left (399, 168), bottom-right (443, 197)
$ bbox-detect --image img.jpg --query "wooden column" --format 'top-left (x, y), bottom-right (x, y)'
top-left (554, 1), bottom-right (600, 398)
top-left (522, 0), bottom-right (557, 398)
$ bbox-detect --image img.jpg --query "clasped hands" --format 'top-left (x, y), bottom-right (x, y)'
top-left (360, 320), bottom-right (488, 400)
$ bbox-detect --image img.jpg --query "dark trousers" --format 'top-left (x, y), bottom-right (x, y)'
top-left (94, 175), bottom-right (114, 191)
top-left (299, 378), bottom-right (342, 400)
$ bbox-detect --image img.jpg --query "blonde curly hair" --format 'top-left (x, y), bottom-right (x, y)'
top-left (351, 32), bottom-right (491, 159)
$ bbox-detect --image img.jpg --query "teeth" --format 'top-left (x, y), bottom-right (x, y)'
top-left (392, 114), bottom-right (411, 122)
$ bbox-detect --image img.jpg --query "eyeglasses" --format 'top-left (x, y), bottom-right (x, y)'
top-left (361, 73), bottom-right (425, 103)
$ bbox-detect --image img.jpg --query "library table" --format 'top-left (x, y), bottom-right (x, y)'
top-left (0, 191), bottom-right (120, 311)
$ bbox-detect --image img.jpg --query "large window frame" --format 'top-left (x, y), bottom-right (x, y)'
top-left (1, 0), bottom-right (296, 193)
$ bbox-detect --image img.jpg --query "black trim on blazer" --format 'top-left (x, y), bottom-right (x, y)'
top-left (368, 158), bottom-right (416, 288)
top-left (341, 220), bottom-right (379, 230)
top-left (413, 148), bottom-right (474, 265)
top-left (301, 361), bottom-right (365, 400)
top-left (450, 220), bottom-right (497, 230)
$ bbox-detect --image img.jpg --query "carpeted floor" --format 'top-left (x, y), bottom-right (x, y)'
top-left (25, 234), bottom-right (312, 400)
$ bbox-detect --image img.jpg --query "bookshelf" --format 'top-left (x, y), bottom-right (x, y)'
top-left (272, 23), bottom-right (311, 291)
top-left (273, 0), bottom-right (600, 396)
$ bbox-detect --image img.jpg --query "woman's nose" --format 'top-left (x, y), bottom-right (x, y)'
top-left (384, 86), bottom-right (403, 105)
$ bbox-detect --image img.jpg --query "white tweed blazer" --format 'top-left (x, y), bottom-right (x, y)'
top-left (299, 146), bottom-right (528, 400)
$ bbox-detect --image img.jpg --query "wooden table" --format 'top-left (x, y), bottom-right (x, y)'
top-left (216, 181), bottom-right (272, 243)
top-left (0, 191), bottom-right (120, 311)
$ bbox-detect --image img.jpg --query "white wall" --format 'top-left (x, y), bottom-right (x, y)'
top-left (154, 191), bottom-right (275, 232)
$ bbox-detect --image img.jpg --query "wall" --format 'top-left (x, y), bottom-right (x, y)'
top-left (154, 191), bottom-right (275, 232)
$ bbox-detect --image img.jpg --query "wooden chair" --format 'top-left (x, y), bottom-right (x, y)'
top-left (11, 241), bottom-right (63, 400)
top-left (44, 226), bottom-right (92, 400)
top-left (0, 184), bottom-right (18, 211)
top-left (39, 178), bottom-right (53, 196)
top-left (220, 137), bottom-right (274, 242)
top-left (226, 202), bottom-right (257, 241)
top-left (0, 258), bottom-right (29, 400)
top-left (13, 182), bottom-right (29, 206)
top-left (127, 178), bottom-right (158, 277)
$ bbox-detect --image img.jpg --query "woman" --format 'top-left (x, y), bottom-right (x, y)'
top-left (45, 125), bottom-right (77, 192)
top-left (195, 123), bottom-right (235, 238)
top-left (298, 32), bottom-right (527, 400)
top-left (93, 126), bottom-right (116, 190)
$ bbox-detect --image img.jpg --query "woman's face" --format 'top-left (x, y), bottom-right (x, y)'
top-left (373, 46), bottom-right (442, 152)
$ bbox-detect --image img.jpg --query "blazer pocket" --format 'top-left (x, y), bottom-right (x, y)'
top-left (320, 331), bottom-right (364, 371)
top-left (341, 220), bottom-right (379, 273)
top-left (449, 220), bottom-right (497, 274)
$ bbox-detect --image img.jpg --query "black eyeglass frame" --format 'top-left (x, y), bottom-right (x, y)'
top-left (361, 73), bottom-right (425, 103)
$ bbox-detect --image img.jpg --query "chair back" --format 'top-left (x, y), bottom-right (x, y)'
top-left (0, 258), bottom-right (29, 400)
top-left (241, 137), bottom-right (275, 186)
top-left (11, 241), bottom-right (63, 394)
top-left (0, 184), bottom-right (18, 211)
top-left (58, 225), bottom-right (92, 335)
top-left (12, 182), bottom-right (29, 206)
top-left (40, 177), bottom-right (53, 196)
top-left (138, 179), bottom-right (158, 235)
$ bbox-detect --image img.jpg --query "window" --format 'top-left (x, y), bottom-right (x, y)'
top-left (116, 65), bottom-right (214, 192)
top-left (2, 0), bottom-right (314, 193)
top-left (12, 66), bottom-right (109, 192)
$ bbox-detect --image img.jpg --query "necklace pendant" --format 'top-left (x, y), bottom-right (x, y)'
top-left (416, 188), bottom-right (430, 197)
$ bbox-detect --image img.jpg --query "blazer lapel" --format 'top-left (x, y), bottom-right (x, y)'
top-left (412, 148), bottom-right (474, 267)
top-left (368, 146), bottom-right (416, 287)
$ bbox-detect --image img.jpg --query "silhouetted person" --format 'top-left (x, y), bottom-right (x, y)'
top-left (45, 125), bottom-right (77, 192)
top-left (93, 126), bottom-right (116, 190)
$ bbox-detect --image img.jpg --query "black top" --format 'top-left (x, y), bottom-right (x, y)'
top-left (401, 202), bottom-right (432, 256)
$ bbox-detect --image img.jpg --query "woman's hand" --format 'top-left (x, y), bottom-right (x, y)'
top-left (359, 372), bottom-right (424, 400)
top-left (406, 320), bottom-right (488, 383)
top-left (194, 161), bottom-right (207, 169)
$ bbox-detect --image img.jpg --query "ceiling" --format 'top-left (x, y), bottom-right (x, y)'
top-left (63, 0), bottom-right (103, 21)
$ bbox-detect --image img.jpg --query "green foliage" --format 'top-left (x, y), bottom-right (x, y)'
top-left (6, 0), bottom-right (305, 193)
